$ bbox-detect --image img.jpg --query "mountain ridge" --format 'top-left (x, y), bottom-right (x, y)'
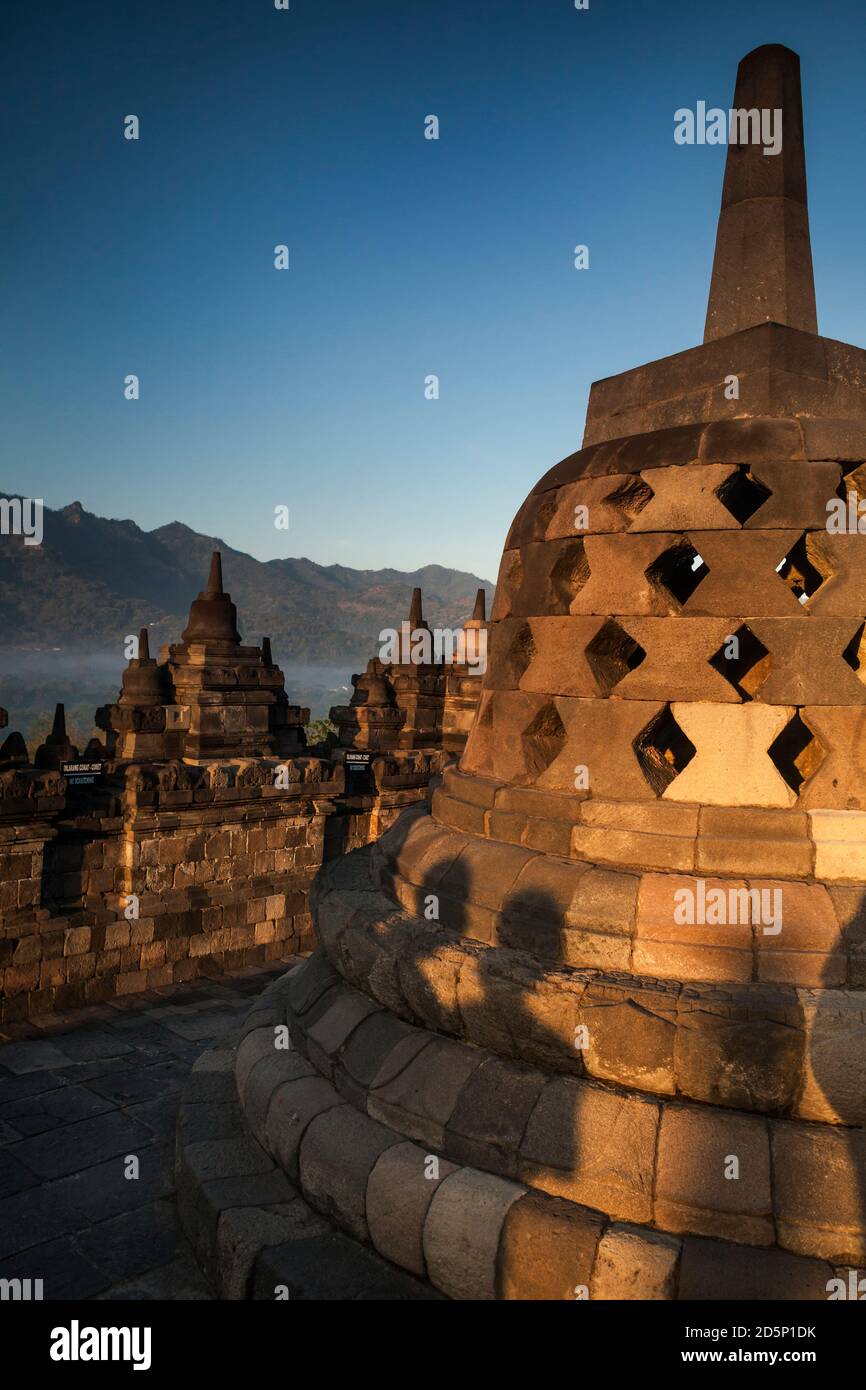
top-left (0, 494), bottom-right (495, 665)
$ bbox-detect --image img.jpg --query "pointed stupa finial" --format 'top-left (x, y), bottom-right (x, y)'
top-left (51, 702), bottom-right (66, 742)
top-left (471, 588), bottom-right (486, 622)
top-left (139, 627), bottom-right (150, 661)
top-left (181, 551), bottom-right (241, 645)
top-left (35, 702), bottom-right (77, 769)
top-left (409, 587), bottom-right (424, 627)
top-left (262, 636), bottom-right (273, 665)
top-left (704, 44), bottom-right (818, 342)
top-left (207, 551), bottom-right (224, 595)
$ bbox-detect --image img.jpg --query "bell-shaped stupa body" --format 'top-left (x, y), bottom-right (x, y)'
top-left (236, 46), bottom-right (866, 1300)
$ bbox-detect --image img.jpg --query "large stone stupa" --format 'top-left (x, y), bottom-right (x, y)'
top-left (222, 46), bottom-right (866, 1299)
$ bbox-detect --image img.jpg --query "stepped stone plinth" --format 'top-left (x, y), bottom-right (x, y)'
top-left (98, 552), bottom-right (309, 762)
top-left (331, 586), bottom-right (487, 756)
top-left (189, 45), bottom-right (866, 1299)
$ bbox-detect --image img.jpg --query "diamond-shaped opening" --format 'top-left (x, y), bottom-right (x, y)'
top-left (708, 623), bottom-right (772, 700)
top-left (549, 539), bottom-right (590, 610)
top-left (507, 621), bottom-right (536, 684)
top-left (776, 533), bottom-right (827, 605)
top-left (604, 475), bottom-right (654, 523)
top-left (521, 701), bottom-right (567, 780)
top-left (646, 540), bottom-right (709, 606)
top-left (715, 467), bottom-right (772, 525)
top-left (633, 703), bottom-right (696, 795)
top-left (585, 619), bottom-right (646, 695)
top-left (842, 621), bottom-right (866, 685)
top-left (768, 710), bottom-right (826, 793)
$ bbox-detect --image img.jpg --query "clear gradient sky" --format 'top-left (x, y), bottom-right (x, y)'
top-left (4, 0), bottom-right (866, 584)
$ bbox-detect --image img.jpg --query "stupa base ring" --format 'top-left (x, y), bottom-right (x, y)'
top-left (178, 844), bottom-right (864, 1299)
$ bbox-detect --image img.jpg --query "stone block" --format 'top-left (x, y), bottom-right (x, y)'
top-left (457, 951), bottom-right (585, 1075)
top-left (678, 1235), bottom-right (832, 1300)
top-left (497, 1190), bottom-right (602, 1300)
top-left (772, 1121), bottom-right (866, 1263)
top-left (304, 988), bottom-right (380, 1078)
top-left (430, 789), bottom-right (486, 836)
top-left (674, 984), bottom-right (803, 1114)
top-left (634, 872), bottom-right (753, 983)
top-left (368, 1036), bottom-right (485, 1150)
top-left (299, 1104), bottom-right (396, 1242)
top-left (696, 806), bottom-right (812, 877)
top-left (578, 979), bottom-right (677, 1095)
top-left (334, 1009), bottom-right (417, 1102)
top-left (423, 1167), bottom-right (525, 1300)
top-left (589, 1222), bottom-right (680, 1300)
top-left (520, 1078), bottom-right (659, 1223)
top-left (245, 1051), bottom-right (315, 1145)
top-left (63, 927), bottom-right (91, 957)
top-left (518, 616), bottom-right (608, 697)
top-left (439, 837), bottom-right (536, 913)
top-left (810, 809), bottom-right (866, 881)
top-left (366, 1140), bottom-right (458, 1277)
top-left (666, 702), bottom-right (797, 808)
top-left (446, 1056), bottom-right (548, 1177)
top-left (397, 921), bottom-right (467, 1020)
top-left (264, 1075), bottom-right (346, 1181)
top-left (655, 1104), bottom-right (774, 1245)
top-left (797, 990), bottom-right (866, 1124)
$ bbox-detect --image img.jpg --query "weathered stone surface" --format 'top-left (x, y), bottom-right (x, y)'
top-left (519, 1078), bottom-right (659, 1222)
top-left (216, 1196), bottom-right (324, 1300)
top-left (298, 1105), bottom-right (396, 1242)
top-left (457, 950), bottom-right (586, 1075)
top-left (655, 1105), bottom-right (773, 1245)
top-left (263, 1076), bottom-right (345, 1181)
top-left (666, 703), bottom-right (796, 808)
top-left (446, 1056), bottom-right (548, 1177)
top-left (578, 980), bottom-right (677, 1095)
top-left (797, 990), bottom-right (866, 1124)
top-left (368, 1037), bottom-right (485, 1150)
top-left (772, 1121), bottom-right (866, 1263)
top-left (423, 1167), bottom-right (525, 1300)
top-left (635, 873), bottom-right (752, 984)
top-left (678, 1236), bottom-right (833, 1301)
top-left (589, 1222), bottom-right (680, 1300)
top-left (674, 985), bottom-right (802, 1114)
top-left (304, 988), bottom-right (380, 1079)
top-left (366, 1140), bottom-right (458, 1277)
top-left (498, 1190), bottom-right (603, 1300)
top-left (395, 930), bottom-right (467, 1032)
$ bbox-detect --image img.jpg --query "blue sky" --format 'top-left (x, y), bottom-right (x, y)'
top-left (4, 0), bottom-right (866, 584)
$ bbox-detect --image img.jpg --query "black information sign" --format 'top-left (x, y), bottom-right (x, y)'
top-left (344, 750), bottom-right (373, 792)
top-left (61, 761), bottom-right (103, 787)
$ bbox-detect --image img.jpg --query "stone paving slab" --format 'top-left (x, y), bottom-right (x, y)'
top-left (0, 958), bottom-right (298, 1299)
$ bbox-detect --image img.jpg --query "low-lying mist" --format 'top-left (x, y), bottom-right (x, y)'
top-left (0, 647), bottom-right (353, 749)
